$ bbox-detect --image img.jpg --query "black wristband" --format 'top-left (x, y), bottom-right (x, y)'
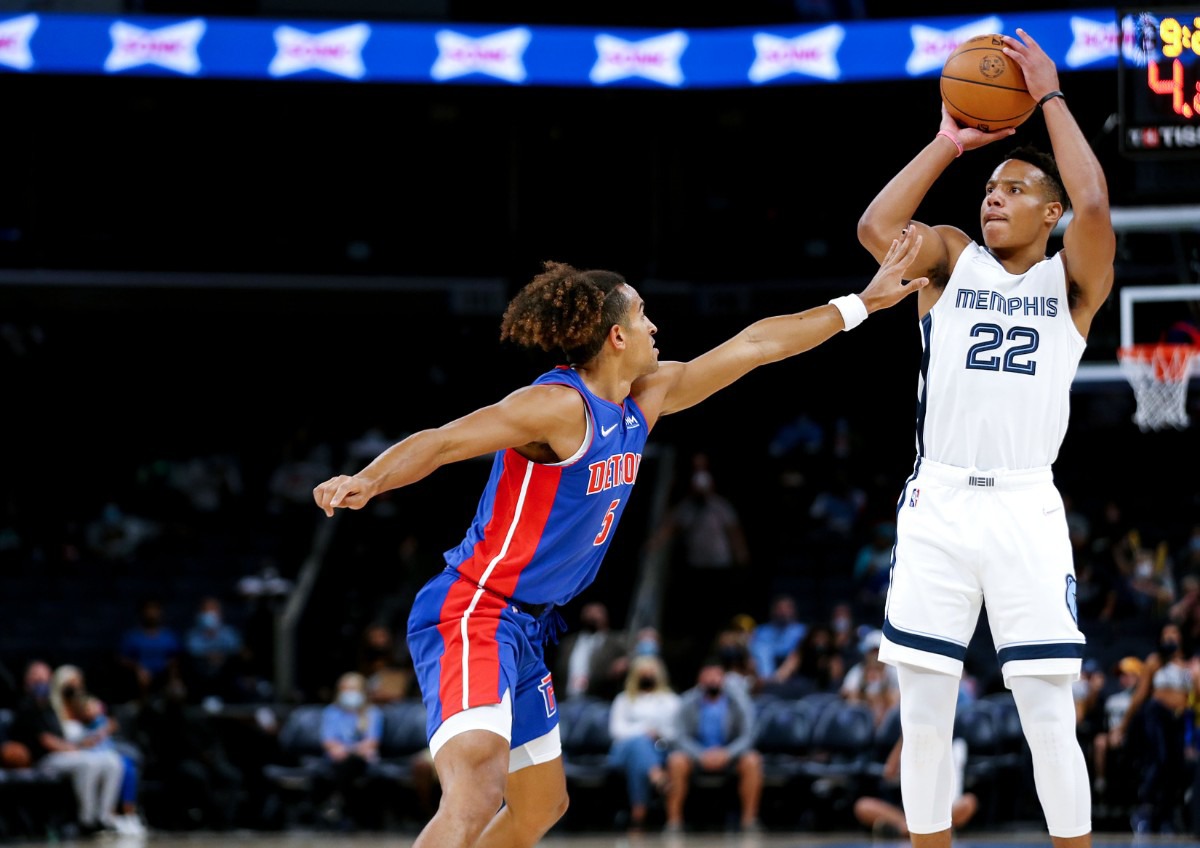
top-left (1038, 90), bottom-right (1065, 108)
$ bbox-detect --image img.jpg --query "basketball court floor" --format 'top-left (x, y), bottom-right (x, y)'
top-left (76, 830), bottom-right (1198, 848)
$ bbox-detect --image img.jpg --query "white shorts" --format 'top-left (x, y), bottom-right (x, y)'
top-left (878, 458), bottom-right (1084, 684)
top-left (428, 689), bottom-right (563, 773)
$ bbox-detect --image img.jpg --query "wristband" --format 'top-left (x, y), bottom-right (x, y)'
top-left (829, 294), bottom-right (868, 332)
top-left (1038, 90), bottom-right (1065, 108)
top-left (936, 129), bottom-right (963, 158)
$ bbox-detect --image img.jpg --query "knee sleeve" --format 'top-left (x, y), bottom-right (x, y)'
top-left (896, 663), bottom-right (960, 834)
top-left (1008, 674), bottom-right (1091, 838)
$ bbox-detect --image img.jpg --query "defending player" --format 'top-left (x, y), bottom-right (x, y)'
top-left (313, 233), bottom-right (928, 848)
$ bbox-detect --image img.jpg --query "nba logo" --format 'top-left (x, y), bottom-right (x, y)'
top-left (909, 488), bottom-right (920, 508)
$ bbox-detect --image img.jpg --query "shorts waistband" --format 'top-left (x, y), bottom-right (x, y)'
top-left (444, 567), bottom-right (552, 618)
top-left (916, 458), bottom-right (1052, 491)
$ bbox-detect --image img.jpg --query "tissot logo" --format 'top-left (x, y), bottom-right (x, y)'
top-left (748, 25), bottom-right (844, 83)
top-left (590, 31), bottom-right (688, 87)
top-left (105, 18), bottom-right (205, 75)
top-left (269, 23), bottom-right (370, 79)
top-left (1064, 16), bottom-right (1117, 68)
top-left (904, 17), bottom-right (1003, 76)
top-left (431, 27), bottom-right (531, 83)
top-left (0, 14), bottom-right (37, 71)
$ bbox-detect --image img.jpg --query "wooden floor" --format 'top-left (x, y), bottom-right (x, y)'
top-left (52, 830), bottom-right (1199, 848)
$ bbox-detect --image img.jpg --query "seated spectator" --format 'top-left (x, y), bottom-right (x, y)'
top-left (664, 657), bottom-right (763, 834)
top-left (55, 665), bottom-right (147, 838)
top-left (10, 660), bottom-right (125, 836)
top-left (712, 622), bottom-right (759, 696)
top-left (766, 621), bottom-right (845, 697)
top-left (748, 594), bottom-right (806, 680)
top-left (1092, 655), bottom-right (1143, 803)
top-left (118, 596), bottom-right (182, 703)
top-left (316, 672), bottom-right (384, 830)
top-left (184, 596), bottom-right (248, 703)
top-left (607, 655), bottom-right (680, 833)
top-left (853, 733), bottom-right (977, 838)
top-left (840, 629), bottom-right (899, 728)
top-left (357, 623), bottom-right (413, 705)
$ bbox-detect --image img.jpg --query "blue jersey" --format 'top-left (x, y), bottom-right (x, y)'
top-left (443, 365), bottom-right (649, 608)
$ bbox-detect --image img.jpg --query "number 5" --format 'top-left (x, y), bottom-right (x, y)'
top-left (594, 499), bottom-right (620, 546)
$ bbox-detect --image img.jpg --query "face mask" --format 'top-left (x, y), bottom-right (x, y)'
top-left (199, 611), bottom-right (220, 629)
top-left (61, 685), bottom-right (79, 701)
top-left (1161, 641), bottom-right (1179, 656)
top-left (719, 647), bottom-right (743, 664)
top-left (338, 690), bottom-right (365, 711)
top-left (637, 677), bottom-right (656, 691)
top-left (832, 617), bottom-right (850, 633)
top-left (31, 681), bottom-right (49, 699)
top-left (702, 684), bottom-right (723, 698)
top-left (579, 621), bottom-right (599, 634)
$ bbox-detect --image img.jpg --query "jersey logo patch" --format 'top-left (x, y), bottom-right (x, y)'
top-left (624, 415), bottom-right (640, 429)
top-left (1065, 575), bottom-right (1078, 624)
top-left (600, 422), bottom-right (618, 437)
top-left (909, 488), bottom-right (920, 508)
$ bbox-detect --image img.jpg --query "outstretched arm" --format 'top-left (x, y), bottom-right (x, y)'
top-left (1002, 28), bottom-right (1115, 331)
top-left (633, 230), bottom-right (928, 421)
top-left (312, 384), bottom-right (584, 516)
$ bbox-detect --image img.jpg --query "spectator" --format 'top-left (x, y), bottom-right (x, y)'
top-left (840, 629), bottom-right (900, 728)
top-left (748, 594), bottom-right (806, 680)
top-left (357, 623), bottom-right (413, 705)
top-left (1072, 658), bottom-right (1109, 793)
top-left (1093, 655), bottom-right (1143, 804)
top-left (55, 666), bottom-right (147, 838)
top-left (553, 601), bottom-right (628, 701)
top-left (117, 596), bottom-right (182, 703)
top-left (712, 622), bottom-right (759, 696)
top-left (9, 660), bottom-right (124, 835)
top-left (767, 621), bottom-right (845, 697)
top-left (852, 521), bottom-right (895, 616)
top-left (853, 733), bottom-right (977, 838)
top-left (663, 657), bottom-right (763, 834)
top-left (184, 596), bottom-right (247, 703)
top-left (607, 654), bottom-right (680, 833)
top-left (652, 453), bottom-right (751, 627)
top-left (1114, 623), bottom-right (1198, 833)
top-left (316, 672), bottom-right (384, 830)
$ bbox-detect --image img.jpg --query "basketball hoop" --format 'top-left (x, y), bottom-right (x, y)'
top-left (1116, 343), bottom-right (1200, 432)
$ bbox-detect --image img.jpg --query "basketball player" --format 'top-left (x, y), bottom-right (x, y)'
top-left (312, 235), bottom-right (928, 848)
top-left (856, 28), bottom-right (1114, 848)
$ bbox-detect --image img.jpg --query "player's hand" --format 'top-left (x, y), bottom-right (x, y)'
top-left (1001, 28), bottom-right (1061, 104)
top-left (313, 474), bottom-right (375, 517)
top-left (857, 227), bottom-right (929, 313)
top-left (939, 103), bottom-right (1015, 150)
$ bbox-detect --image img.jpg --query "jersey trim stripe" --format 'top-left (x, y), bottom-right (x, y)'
top-left (915, 312), bottom-right (932, 457)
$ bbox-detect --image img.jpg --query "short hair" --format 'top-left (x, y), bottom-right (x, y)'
top-left (1004, 144), bottom-right (1070, 211)
top-left (499, 261), bottom-right (629, 365)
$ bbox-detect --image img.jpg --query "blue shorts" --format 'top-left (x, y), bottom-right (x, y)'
top-left (407, 569), bottom-right (560, 749)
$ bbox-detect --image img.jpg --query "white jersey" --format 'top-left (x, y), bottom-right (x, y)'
top-left (916, 241), bottom-right (1086, 471)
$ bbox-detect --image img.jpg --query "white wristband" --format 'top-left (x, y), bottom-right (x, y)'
top-left (828, 294), bottom-right (868, 331)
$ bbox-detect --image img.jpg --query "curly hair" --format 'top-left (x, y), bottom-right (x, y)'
top-left (499, 261), bottom-right (629, 365)
top-left (1004, 143), bottom-right (1070, 211)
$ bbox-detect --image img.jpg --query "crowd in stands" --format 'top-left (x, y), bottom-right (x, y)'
top-left (1, 410), bottom-right (1198, 840)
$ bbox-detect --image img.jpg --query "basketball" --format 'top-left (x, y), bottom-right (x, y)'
top-left (940, 34), bottom-right (1035, 132)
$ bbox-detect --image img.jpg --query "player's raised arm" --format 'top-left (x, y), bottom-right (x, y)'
top-left (634, 230), bottom-right (928, 420)
top-left (312, 384), bottom-right (583, 516)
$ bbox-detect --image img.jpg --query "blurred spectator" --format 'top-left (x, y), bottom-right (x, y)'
top-left (1073, 658), bottom-right (1109, 790)
top-left (128, 677), bottom-right (243, 830)
top-left (748, 594), bottom-right (806, 680)
top-left (1114, 623), bottom-right (1197, 833)
top-left (118, 596), bottom-right (182, 703)
top-left (767, 621), bottom-right (845, 697)
top-left (316, 672), bottom-right (384, 830)
top-left (828, 601), bottom-right (860, 664)
top-left (807, 467), bottom-right (867, 565)
top-left (184, 596), bottom-right (249, 704)
top-left (357, 623), bottom-right (413, 705)
top-left (1093, 656), bottom-right (1144, 804)
top-left (840, 629), bottom-right (899, 728)
top-left (664, 657), bottom-right (763, 834)
top-left (1124, 534), bottom-right (1177, 616)
top-left (852, 521), bottom-right (895, 615)
top-left (853, 733), bottom-right (977, 838)
top-left (607, 654), bottom-right (681, 833)
top-left (1168, 574), bottom-right (1200, 648)
top-left (1175, 524), bottom-right (1200, 583)
top-left (55, 666), bottom-right (147, 837)
top-left (553, 601), bottom-right (628, 701)
top-left (84, 501), bottom-right (162, 563)
top-left (712, 621), bottom-right (759, 696)
top-left (651, 453), bottom-right (751, 626)
top-left (631, 625), bottom-right (663, 658)
top-left (10, 660), bottom-right (124, 835)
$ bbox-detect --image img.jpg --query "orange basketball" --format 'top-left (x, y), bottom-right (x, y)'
top-left (940, 34), bottom-right (1035, 132)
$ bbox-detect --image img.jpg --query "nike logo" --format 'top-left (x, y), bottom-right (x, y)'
top-left (600, 423), bottom-right (618, 437)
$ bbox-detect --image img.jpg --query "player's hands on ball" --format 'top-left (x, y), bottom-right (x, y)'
top-left (1001, 28), bottom-right (1061, 105)
top-left (939, 104), bottom-right (1014, 151)
top-left (858, 228), bottom-right (929, 313)
top-left (313, 475), bottom-right (375, 517)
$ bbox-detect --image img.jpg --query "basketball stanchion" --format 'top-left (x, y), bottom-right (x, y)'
top-left (1116, 342), bottom-right (1200, 432)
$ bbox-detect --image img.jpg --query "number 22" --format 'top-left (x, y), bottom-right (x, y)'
top-left (965, 323), bottom-right (1039, 375)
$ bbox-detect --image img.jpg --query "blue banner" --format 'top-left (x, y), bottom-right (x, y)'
top-left (0, 8), bottom-right (1119, 88)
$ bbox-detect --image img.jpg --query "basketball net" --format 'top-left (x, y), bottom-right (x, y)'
top-left (1117, 342), bottom-right (1200, 432)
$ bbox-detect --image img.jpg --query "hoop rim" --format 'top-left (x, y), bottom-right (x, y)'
top-left (1117, 342), bottom-right (1200, 382)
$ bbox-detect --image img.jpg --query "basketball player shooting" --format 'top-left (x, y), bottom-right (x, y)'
top-left (313, 235), bottom-right (927, 848)
top-left (856, 28), bottom-right (1115, 848)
